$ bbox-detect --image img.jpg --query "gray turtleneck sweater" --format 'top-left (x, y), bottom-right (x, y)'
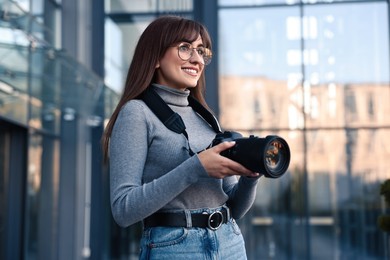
top-left (109, 84), bottom-right (260, 227)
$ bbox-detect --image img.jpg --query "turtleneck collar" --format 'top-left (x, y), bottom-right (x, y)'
top-left (151, 83), bottom-right (190, 107)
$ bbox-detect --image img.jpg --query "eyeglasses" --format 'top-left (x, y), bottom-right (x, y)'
top-left (176, 42), bottom-right (212, 65)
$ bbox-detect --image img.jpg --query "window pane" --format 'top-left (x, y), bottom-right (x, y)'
top-left (25, 134), bottom-right (60, 259)
top-left (107, 0), bottom-right (192, 13)
top-left (219, 7), bottom-right (301, 130)
top-left (0, 44), bottom-right (29, 124)
top-left (219, 2), bottom-right (389, 259)
top-left (0, 126), bottom-right (8, 260)
top-left (218, 0), bottom-right (380, 6)
top-left (307, 128), bottom-right (389, 259)
top-left (304, 2), bottom-right (390, 128)
top-left (219, 0), bottom-right (299, 6)
top-left (218, 0), bottom-right (299, 6)
top-left (105, 17), bottom-right (153, 93)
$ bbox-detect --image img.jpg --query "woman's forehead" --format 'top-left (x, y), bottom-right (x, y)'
top-left (178, 34), bottom-right (203, 44)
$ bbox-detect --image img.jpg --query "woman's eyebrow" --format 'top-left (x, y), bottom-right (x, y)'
top-left (179, 39), bottom-right (204, 47)
top-left (179, 38), bottom-right (191, 43)
top-left (191, 42), bottom-right (205, 48)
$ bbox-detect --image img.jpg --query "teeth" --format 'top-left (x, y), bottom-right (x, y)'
top-left (183, 68), bottom-right (197, 74)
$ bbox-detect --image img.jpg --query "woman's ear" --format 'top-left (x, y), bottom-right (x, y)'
top-left (155, 61), bottom-right (160, 68)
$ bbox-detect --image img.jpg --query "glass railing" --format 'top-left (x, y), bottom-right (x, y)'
top-left (0, 0), bottom-right (116, 135)
top-left (0, 0), bottom-right (52, 47)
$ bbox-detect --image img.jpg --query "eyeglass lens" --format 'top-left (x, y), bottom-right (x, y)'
top-left (178, 43), bottom-right (212, 65)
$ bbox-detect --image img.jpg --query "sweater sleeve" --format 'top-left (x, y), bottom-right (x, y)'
top-left (223, 176), bottom-right (260, 219)
top-left (109, 101), bottom-right (209, 227)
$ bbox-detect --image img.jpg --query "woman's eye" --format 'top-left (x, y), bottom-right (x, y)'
top-left (197, 48), bottom-right (205, 55)
top-left (179, 45), bottom-right (191, 52)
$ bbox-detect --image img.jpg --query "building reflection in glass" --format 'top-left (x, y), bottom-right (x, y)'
top-left (219, 1), bottom-right (389, 258)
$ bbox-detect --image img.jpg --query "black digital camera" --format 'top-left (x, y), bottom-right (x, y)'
top-left (211, 131), bottom-right (290, 178)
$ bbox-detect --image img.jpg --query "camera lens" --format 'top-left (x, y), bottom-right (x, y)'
top-left (265, 140), bottom-right (286, 169)
top-left (213, 132), bottom-right (290, 178)
top-left (263, 137), bottom-right (290, 178)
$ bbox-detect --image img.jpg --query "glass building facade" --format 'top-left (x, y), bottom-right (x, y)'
top-left (0, 0), bottom-right (389, 259)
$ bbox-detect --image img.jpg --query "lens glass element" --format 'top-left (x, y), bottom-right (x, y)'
top-left (265, 140), bottom-right (285, 170)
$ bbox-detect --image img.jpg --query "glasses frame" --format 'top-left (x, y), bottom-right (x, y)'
top-left (175, 42), bottom-right (212, 65)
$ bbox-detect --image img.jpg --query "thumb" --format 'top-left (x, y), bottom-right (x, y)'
top-left (211, 141), bottom-right (236, 153)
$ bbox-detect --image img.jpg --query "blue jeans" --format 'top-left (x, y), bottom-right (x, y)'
top-left (139, 207), bottom-right (247, 260)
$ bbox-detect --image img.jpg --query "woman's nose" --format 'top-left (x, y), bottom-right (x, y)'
top-left (190, 50), bottom-right (204, 65)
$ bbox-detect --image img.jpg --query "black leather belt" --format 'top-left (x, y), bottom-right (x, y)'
top-left (143, 207), bottom-right (230, 231)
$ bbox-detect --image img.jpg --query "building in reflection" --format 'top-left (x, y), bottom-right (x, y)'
top-left (220, 75), bottom-right (390, 258)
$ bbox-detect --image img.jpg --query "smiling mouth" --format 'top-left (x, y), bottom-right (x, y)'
top-left (182, 68), bottom-right (198, 75)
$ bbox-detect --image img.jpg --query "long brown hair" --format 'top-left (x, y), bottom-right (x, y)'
top-left (102, 16), bottom-right (213, 162)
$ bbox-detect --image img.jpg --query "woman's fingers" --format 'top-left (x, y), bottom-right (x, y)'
top-left (198, 142), bottom-right (260, 178)
top-left (209, 141), bottom-right (236, 153)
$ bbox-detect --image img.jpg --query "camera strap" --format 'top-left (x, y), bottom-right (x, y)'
top-left (140, 87), bottom-right (222, 155)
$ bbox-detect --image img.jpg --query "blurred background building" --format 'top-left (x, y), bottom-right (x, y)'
top-left (0, 0), bottom-right (389, 259)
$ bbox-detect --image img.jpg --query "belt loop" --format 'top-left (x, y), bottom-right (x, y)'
top-left (184, 210), bottom-right (192, 228)
top-left (223, 205), bottom-right (230, 220)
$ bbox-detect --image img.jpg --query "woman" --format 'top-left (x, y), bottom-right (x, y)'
top-left (102, 15), bottom-right (261, 259)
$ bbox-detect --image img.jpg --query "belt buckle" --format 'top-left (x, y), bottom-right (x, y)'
top-left (207, 210), bottom-right (223, 230)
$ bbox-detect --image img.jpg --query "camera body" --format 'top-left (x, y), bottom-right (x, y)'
top-left (211, 131), bottom-right (290, 178)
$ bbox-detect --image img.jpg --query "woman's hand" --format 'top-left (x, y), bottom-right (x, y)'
top-left (197, 141), bottom-right (260, 179)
